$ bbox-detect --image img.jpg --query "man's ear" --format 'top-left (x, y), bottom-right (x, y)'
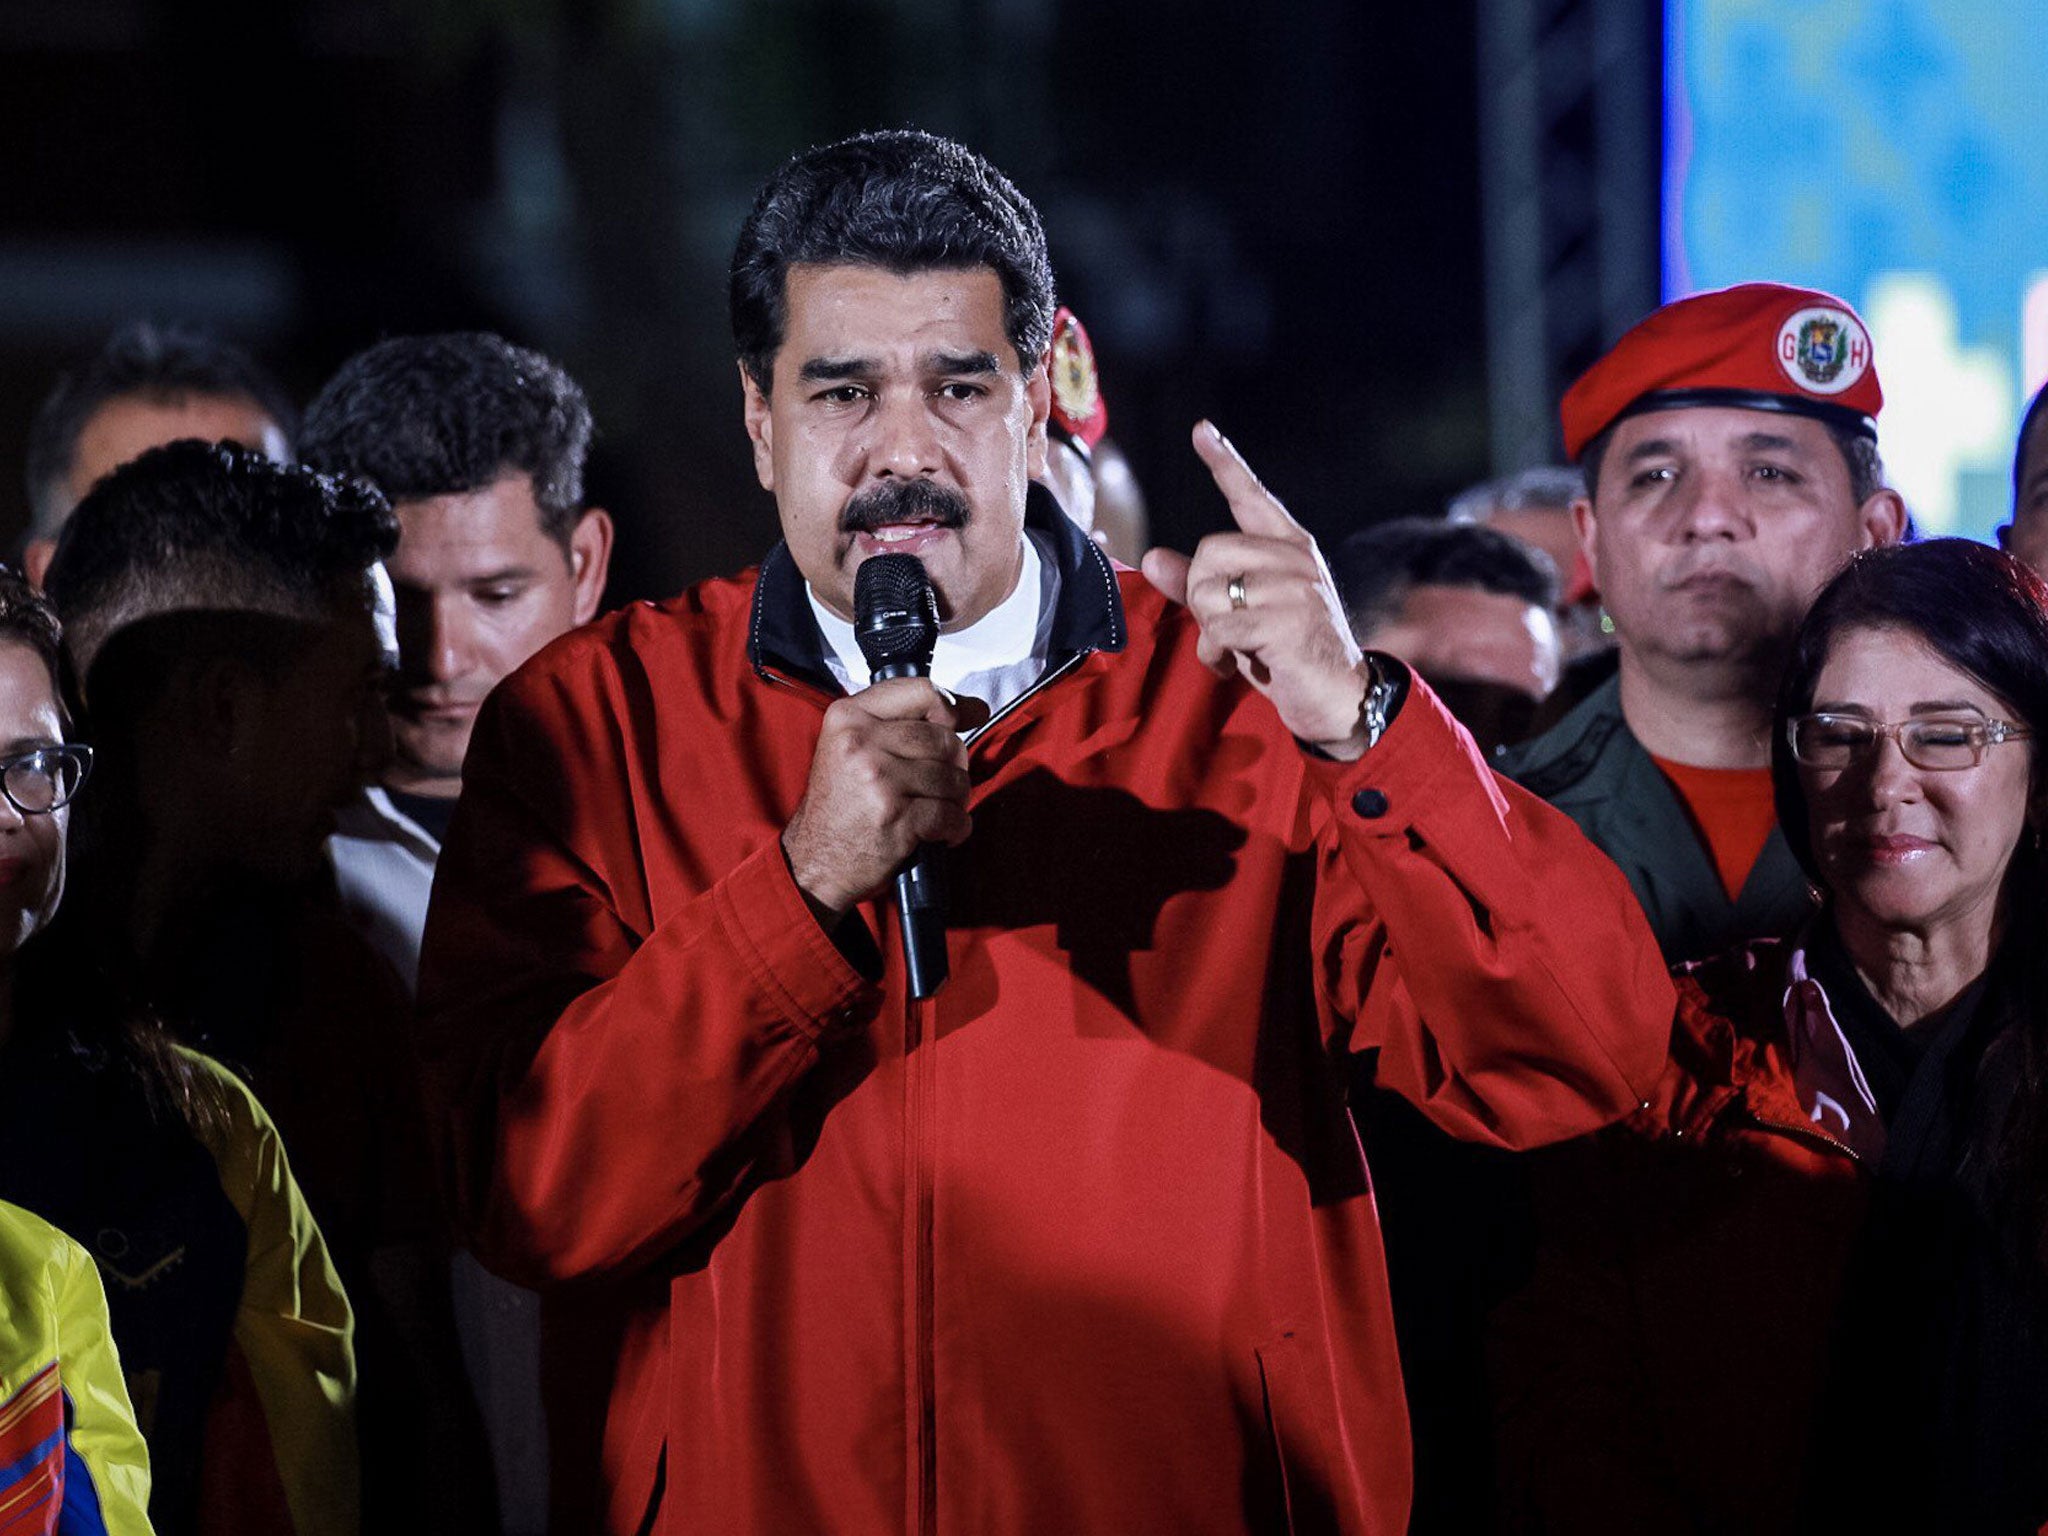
top-left (567, 508), bottom-right (615, 626)
top-left (23, 539), bottom-right (55, 591)
top-left (1024, 351), bottom-right (1052, 483)
top-left (1857, 486), bottom-right (1908, 550)
top-left (741, 360), bottom-right (775, 492)
top-left (1571, 495), bottom-right (1599, 592)
top-left (175, 652), bottom-right (261, 760)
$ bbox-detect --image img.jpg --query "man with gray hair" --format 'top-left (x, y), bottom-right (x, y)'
top-left (1446, 465), bottom-right (1585, 580)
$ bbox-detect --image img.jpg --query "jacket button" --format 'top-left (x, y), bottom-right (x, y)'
top-left (1351, 788), bottom-right (1389, 819)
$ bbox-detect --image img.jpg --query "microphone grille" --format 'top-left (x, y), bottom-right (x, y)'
top-left (853, 553), bottom-right (939, 671)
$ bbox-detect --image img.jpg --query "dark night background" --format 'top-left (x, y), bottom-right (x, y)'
top-left (0, 0), bottom-right (1497, 603)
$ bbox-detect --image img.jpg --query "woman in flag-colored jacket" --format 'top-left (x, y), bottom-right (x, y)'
top-left (0, 1197), bottom-right (154, 1534)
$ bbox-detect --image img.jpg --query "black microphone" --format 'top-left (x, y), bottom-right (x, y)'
top-left (853, 553), bottom-right (948, 999)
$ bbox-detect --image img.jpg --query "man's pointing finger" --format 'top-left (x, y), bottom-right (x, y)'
top-left (1192, 421), bottom-right (1305, 541)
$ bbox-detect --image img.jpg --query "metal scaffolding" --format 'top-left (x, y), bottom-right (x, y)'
top-left (1478, 0), bottom-right (1661, 474)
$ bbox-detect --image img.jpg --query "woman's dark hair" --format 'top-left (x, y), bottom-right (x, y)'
top-left (0, 566), bottom-right (68, 712)
top-left (1771, 538), bottom-right (2048, 1269)
top-left (2015, 380), bottom-right (2048, 505)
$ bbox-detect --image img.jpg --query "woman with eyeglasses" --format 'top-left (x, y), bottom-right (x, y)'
top-left (1492, 538), bottom-right (2048, 1534)
top-left (0, 569), bottom-right (356, 1536)
top-left (0, 573), bottom-right (157, 1533)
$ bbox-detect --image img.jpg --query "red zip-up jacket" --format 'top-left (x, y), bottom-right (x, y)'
top-left (418, 513), bottom-right (1673, 1536)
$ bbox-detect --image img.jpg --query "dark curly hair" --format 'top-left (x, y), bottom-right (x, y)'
top-left (730, 129), bottom-right (1056, 392)
top-left (299, 332), bottom-right (593, 547)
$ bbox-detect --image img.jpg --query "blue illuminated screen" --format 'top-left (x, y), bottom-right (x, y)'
top-left (1664, 0), bottom-right (2048, 544)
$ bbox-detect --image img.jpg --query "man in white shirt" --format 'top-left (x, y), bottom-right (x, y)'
top-left (300, 332), bottom-right (613, 1536)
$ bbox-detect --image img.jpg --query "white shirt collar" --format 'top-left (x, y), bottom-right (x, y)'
top-left (809, 531), bottom-right (1058, 718)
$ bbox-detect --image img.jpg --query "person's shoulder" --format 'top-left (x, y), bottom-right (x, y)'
top-left (167, 1045), bottom-right (305, 1223)
top-left (169, 1044), bottom-right (269, 1131)
top-left (476, 569), bottom-right (768, 750)
top-left (1495, 672), bottom-right (1628, 798)
top-left (0, 1203), bottom-right (100, 1382)
top-left (0, 1200), bottom-right (86, 1295)
top-left (1112, 566), bottom-right (1178, 643)
top-left (518, 569), bottom-right (761, 686)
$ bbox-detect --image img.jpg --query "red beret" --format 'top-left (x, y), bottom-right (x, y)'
top-left (1560, 282), bottom-right (1882, 462)
top-left (1048, 306), bottom-right (1108, 452)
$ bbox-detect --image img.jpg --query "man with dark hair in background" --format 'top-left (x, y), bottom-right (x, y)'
top-left (1445, 466), bottom-right (1585, 578)
top-left (300, 332), bottom-right (613, 1536)
top-left (1998, 379), bottom-right (2048, 578)
top-left (416, 129), bottom-right (1670, 1536)
top-left (43, 440), bottom-right (495, 1534)
top-left (1446, 465), bottom-right (1617, 724)
top-left (1332, 516), bottom-right (1561, 1531)
top-left (1499, 283), bottom-right (1907, 963)
top-left (1332, 517), bottom-right (1561, 754)
top-left (22, 321), bottom-right (296, 586)
top-left (301, 332), bottom-right (613, 991)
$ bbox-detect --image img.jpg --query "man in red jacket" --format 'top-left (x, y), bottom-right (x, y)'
top-left (416, 129), bottom-right (1674, 1536)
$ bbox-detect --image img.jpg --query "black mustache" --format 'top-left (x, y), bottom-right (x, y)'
top-left (841, 479), bottom-right (971, 534)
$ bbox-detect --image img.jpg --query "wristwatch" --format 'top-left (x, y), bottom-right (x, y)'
top-left (1360, 654), bottom-right (1399, 751)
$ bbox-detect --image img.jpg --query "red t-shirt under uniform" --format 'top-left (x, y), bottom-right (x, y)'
top-left (1650, 755), bottom-right (1779, 901)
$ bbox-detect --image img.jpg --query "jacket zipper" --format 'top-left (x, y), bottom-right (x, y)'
top-left (767, 649), bottom-right (1094, 1532)
top-left (909, 989), bottom-right (938, 1536)
top-left (1731, 1105), bottom-right (1863, 1165)
top-left (916, 647), bottom-right (1089, 1534)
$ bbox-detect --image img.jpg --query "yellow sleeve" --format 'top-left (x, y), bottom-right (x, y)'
top-left (178, 1050), bottom-right (360, 1536)
top-left (52, 1235), bottom-right (155, 1535)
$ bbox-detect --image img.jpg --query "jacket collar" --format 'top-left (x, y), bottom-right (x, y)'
top-left (747, 483), bottom-right (1126, 689)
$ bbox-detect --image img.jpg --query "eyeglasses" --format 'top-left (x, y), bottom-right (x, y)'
top-left (1786, 712), bottom-right (2033, 772)
top-left (0, 745), bottom-right (93, 816)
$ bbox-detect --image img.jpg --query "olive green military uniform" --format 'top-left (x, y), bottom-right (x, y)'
top-left (1496, 674), bottom-right (1813, 965)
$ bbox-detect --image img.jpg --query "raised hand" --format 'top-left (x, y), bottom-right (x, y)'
top-left (1141, 422), bottom-right (1376, 759)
